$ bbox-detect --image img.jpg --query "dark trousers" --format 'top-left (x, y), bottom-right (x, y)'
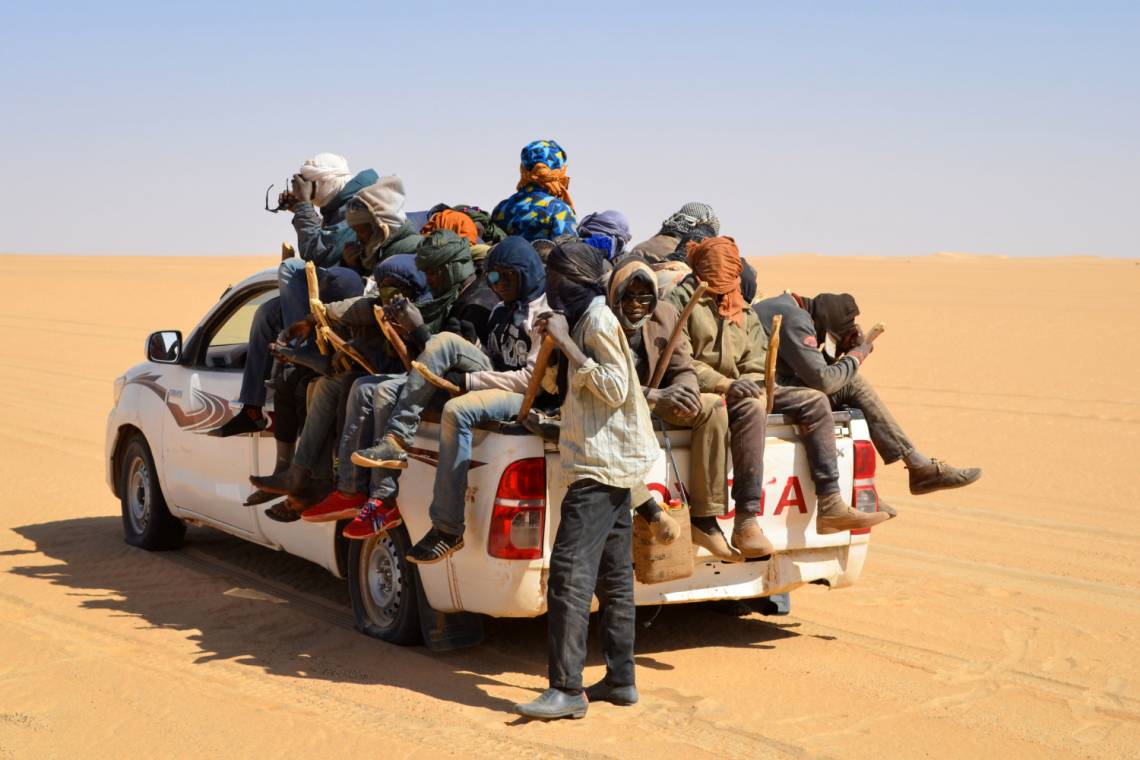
top-left (727, 395), bottom-right (767, 514)
top-left (272, 366), bottom-right (317, 444)
top-left (828, 375), bottom-right (914, 465)
top-left (238, 297), bottom-right (283, 407)
top-left (547, 479), bottom-right (635, 691)
top-left (771, 385), bottom-right (841, 496)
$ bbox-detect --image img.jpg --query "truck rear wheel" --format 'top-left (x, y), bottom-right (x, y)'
top-left (119, 432), bottom-right (185, 550)
top-left (347, 526), bottom-right (421, 645)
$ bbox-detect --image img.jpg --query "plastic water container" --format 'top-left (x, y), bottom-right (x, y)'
top-left (632, 499), bottom-right (694, 584)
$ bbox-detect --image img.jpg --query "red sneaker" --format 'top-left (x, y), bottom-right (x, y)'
top-left (342, 498), bottom-right (403, 539)
top-left (301, 491), bottom-right (366, 522)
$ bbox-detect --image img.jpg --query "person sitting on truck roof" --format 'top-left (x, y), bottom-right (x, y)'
top-left (631, 201), bottom-right (719, 262)
top-left (212, 153), bottom-right (375, 438)
top-left (513, 242), bottom-right (657, 721)
top-left (577, 209), bottom-right (633, 259)
top-left (663, 236), bottom-right (774, 559)
top-left (491, 139), bottom-right (577, 241)
top-left (303, 231), bottom-right (499, 535)
top-left (248, 255), bottom-right (430, 520)
top-left (350, 236), bottom-right (550, 558)
top-left (754, 292), bottom-right (982, 497)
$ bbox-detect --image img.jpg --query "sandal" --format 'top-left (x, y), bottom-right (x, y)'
top-left (265, 497), bottom-right (306, 523)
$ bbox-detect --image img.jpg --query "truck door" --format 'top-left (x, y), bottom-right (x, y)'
top-left (160, 285), bottom-right (277, 539)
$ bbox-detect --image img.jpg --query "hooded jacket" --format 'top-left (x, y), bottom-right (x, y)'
top-left (753, 292), bottom-right (861, 395)
top-left (467, 237), bottom-right (549, 393)
top-left (607, 258), bottom-right (700, 396)
top-left (323, 254), bottom-right (428, 373)
top-left (291, 168), bottom-right (379, 269)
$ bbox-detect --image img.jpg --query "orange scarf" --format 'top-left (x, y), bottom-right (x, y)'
top-left (518, 163), bottom-right (575, 211)
top-left (687, 236), bottom-right (746, 327)
top-left (421, 209), bottom-right (478, 244)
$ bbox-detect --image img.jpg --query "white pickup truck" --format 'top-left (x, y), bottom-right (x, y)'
top-left (106, 269), bottom-right (884, 648)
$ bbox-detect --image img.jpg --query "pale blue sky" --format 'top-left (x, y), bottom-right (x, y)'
top-left (2, 1), bottom-right (1136, 257)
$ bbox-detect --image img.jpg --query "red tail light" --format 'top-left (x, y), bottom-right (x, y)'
top-left (851, 440), bottom-right (879, 534)
top-left (489, 458), bottom-right (546, 560)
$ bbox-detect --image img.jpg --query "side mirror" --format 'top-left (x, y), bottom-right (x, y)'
top-left (146, 330), bottom-right (182, 364)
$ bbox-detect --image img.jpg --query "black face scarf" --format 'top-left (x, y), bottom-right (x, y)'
top-left (807, 292), bottom-right (860, 345)
top-left (545, 239), bottom-right (609, 330)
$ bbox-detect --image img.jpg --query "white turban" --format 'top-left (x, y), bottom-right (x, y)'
top-left (298, 153), bottom-right (352, 208)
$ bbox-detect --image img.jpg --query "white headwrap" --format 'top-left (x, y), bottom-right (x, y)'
top-left (298, 153), bottom-right (352, 208)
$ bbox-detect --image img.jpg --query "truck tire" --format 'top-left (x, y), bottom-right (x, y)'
top-left (347, 526), bottom-right (421, 645)
top-left (119, 432), bottom-right (185, 550)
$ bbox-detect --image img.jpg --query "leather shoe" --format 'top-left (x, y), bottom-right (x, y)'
top-left (513, 688), bottom-right (588, 720)
top-left (731, 515), bottom-right (774, 559)
top-left (908, 458), bottom-right (982, 495)
top-left (585, 680), bottom-right (638, 706)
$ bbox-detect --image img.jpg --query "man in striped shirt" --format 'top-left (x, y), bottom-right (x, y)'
top-left (514, 240), bottom-right (658, 721)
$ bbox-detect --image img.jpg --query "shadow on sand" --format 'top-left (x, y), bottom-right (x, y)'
top-left (10, 516), bottom-right (802, 711)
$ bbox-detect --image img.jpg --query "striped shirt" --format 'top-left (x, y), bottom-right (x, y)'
top-left (558, 298), bottom-right (660, 489)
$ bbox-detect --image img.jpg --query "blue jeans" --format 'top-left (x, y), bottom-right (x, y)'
top-left (430, 389), bottom-right (524, 535)
top-left (386, 333), bottom-right (493, 447)
top-left (278, 258), bottom-right (364, 328)
top-left (238, 296), bottom-right (283, 406)
top-left (336, 374), bottom-right (406, 498)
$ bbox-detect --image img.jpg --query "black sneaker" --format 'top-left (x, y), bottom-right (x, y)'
top-left (406, 527), bottom-right (464, 565)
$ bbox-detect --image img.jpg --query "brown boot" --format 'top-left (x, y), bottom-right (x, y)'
top-left (690, 518), bottom-right (743, 562)
top-left (249, 463), bottom-right (309, 495)
top-left (731, 513), bottom-right (774, 559)
top-left (907, 458), bottom-right (982, 495)
top-left (816, 492), bottom-right (891, 534)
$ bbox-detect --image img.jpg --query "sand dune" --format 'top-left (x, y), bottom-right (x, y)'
top-left (0, 253), bottom-right (1137, 758)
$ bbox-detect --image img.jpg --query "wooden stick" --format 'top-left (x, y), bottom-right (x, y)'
top-left (765, 314), bottom-right (782, 415)
top-left (281, 242), bottom-right (295, 261)
top-left (648, 281), bottom-right (708, 390)
top-left (411, 360), bottom-right (462, 396)
top-left (304, 261), bottom-right (330, 356)
top-left (319, 326), bottom-right (377, 375)
top-left (372, 305), bottom-right (412, 371)
top-left (866, 322), bottom-right (886, 343)
top-left (516, 335), bottom-right (556, 422)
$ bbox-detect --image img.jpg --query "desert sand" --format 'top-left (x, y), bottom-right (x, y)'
top-left (0, 253), bottom-right (1137, 759)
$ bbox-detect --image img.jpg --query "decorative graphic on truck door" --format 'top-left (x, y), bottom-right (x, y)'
top-left (127, 373), bottom-right (235, 432)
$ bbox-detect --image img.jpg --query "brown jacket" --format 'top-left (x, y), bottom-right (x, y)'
top-left (665, 276), bottom-right (767, 394)
top-left (632, 301), bottom-right (700, 395)
top-left (631, 232), bottom-right (680, 262)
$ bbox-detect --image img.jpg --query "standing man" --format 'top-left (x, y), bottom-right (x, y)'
top-left (513, 243), bottom-right (658, 721)
top-left (754, 292), bottom-right (982, 498)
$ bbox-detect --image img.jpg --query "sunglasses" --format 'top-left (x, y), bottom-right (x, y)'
top-left (621, 292), bottom-right (656, 307)
top-left (487, 268), bottom-right (515, 285)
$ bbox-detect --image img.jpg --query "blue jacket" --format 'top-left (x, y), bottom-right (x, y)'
top-left (291, 168), bottom-right (379, 268)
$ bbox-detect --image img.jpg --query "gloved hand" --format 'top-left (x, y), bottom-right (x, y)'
top-left (444, 370), bottom-right (468, 394)
top-left (727, 378), bottom-right (763, 401)
top-left (846, 340), bottom-right (874, 364)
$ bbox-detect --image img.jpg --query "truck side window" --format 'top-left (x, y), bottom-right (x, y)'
top-left (201, 288), bottom-right (277, 370)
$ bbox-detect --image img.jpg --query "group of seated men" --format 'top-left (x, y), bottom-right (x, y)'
top-left (211, 140), bottom-right (981, 720)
